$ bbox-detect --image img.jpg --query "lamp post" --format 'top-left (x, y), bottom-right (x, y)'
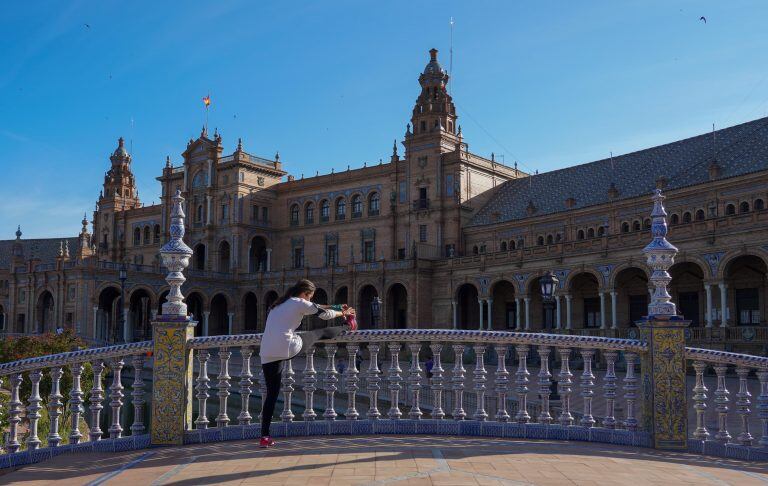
top-left (118, 262), bottom-right (128, 343)
top-left (371, 296), bottom-right (382, 329)
top-left (539, 270), bottom-right (560, 400)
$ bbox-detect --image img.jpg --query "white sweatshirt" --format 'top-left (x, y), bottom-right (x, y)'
top-left (259, 297), bottom-right (342, 364)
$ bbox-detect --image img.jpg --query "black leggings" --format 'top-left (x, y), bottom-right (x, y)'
top-left (261, 325), bottom-right (347, 437)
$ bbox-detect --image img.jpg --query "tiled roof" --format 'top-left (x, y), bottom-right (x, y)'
top-left (470, 116), bottom-right (768, 226)
top-left (0, 237), bottom-right (79, 270)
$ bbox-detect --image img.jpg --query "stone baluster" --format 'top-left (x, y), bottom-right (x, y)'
top-left (515, 345), bottom-right (530, 423)
top-left (303, 346), bottom-right (318, 421)
top-left (346, 343), bottom-right (361, 420)
top-left (557, 348), bottom-right (573, 426)
top-left (89, 361), bottom-right (105, 441)
top-left (367, 344), bottom-right (382, 419)
top-left (216, 348), bottom-right (232, 427)
top-left (757, 369), bottom-right (768, 446)
top-left (109, 358), bottom-right (125, 439)
top-left (622, 352), bottom-right (638, 430)
top-left (27, 370), bottom-right (43, 450)
top-left (47, 367), bottom-right (64, 447)
top-left (494, 345), bottom-right (510, 422)
top-left (407, 343), bottom-right (423, 419)
top-left (281, 358), bottom-right (295, 422)
top-left (452, 344), bottom-right (466, 420)
top-left (387, 342), bottom-right (403, 419)
top-left (195, 350), bottom-right (211, 429)
top-left (692, 361), bottom-right (709, 440)
top-left (537, 346), bottom-right (552, 424)
top-left (713, 364), bottom-right (731, 443)
top-left (69, 364), bottom-right (85, 444)
top-left (735, 367), bottom-right (753, 446)
top-left (324, 344), bottom-right (339, 420)
top-left (473, 344), bottom-right (488, 421)
top-left (580, 349), bottom-right (595, 428)
top-left (430, 343), bottom-right (445, 419)
top-left (238, 346), bottom-right (253, 425)
top-left (131, 354), bottom-right (146, 434)
top-left (7, 374), bottom-right (22, 453)
top-left (602, 351), bottom-right (617, 429)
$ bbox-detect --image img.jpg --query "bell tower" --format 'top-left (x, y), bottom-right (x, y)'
top-left (410, 48), bottom-right (458, 140)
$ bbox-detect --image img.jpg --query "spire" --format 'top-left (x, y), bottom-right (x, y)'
top-left (165, 156), bottom-right (171, 168)
top-left (237, 138), bottom-right (243, 152)
top-left (643, 189), bottom-right (679, 318)
top-left (81, 213), bottom-right (89, 234)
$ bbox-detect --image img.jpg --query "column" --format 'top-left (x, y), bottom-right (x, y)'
top-left (555, 295), bottom-right (561, 329)
top-left (515, 298), bottom-right (521, 330)
top-left (202, 311), bottom-right (210, 336)
top-left (92, 306), bottom-right (98, 340)
top-left (524, 297), bottom-right (531, 330)
top-left (478, 299), bottom-right (484, 331)
top-left (122, 308), bottom-right (130, 343)
top-left (487, 299), bottom-right (493, 330)
top-left (719, 282), bottom-right (728, 327)
top-left (451, 301), bottom-right (457, 329)
top-left (599, 292), bottom-right (606, 329)
top-left (227, 312), bottom-right (234, 335)
top-left (565, 294), bottom-right (573, 330)
top-left (610, 291), bottom-right (617, 329)
top-left (266, 248), bottom-right (272, 271)
top-left (704, 284), bottom-right (713, 328)
top-left (207, 160), bottom-right (213, 187)
top-left (206, 196), bottom-right (212, 225)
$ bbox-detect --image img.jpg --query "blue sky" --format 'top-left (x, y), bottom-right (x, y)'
top-left (2, 0), bottom-right (767, 238)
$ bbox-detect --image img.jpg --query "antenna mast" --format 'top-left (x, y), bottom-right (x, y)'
top-left (449, 16), bottom-right (454, 95)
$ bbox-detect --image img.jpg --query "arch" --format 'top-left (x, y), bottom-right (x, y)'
top-left (456, 283), bottom-right (480, 330)
top-left (386, 283), bottom-right (408, 329)
top-left (96, 286), bottom-right (121, 342)
top-left (723, 254), bottom-right (767, 326)
top-left (209, 294), bottom-right (229, 335)
top-left (304, 201), bottom-right (315, 224)
top-left (564, 268), bottom-right (604, 290)
top-left (351, 194), bottom-right (363, 217)
top-left (185, 291), bottom-right (205, 336)
top-left (128, 288), bottom-right (154, 342)
top-left (621, 222), bottom-right (630, 233)
top-left (192, 170), bottom-right (207, 188)
top-left (193, 243), bottom-right (206, 270)
top-left (157, 289), bottom-right (169, 315)
top-left (320, 199), bottom-right (330, 222)
top-left (368, 192), bottom-right (380, 216)
top-left (290, 203), bottom-right (300, 225)
top-left (726, 203), bottom-right (736, 216)
top-left (670, 213), bottom-right (680, 225)
top-left (307, 288), bottom-right (329, 330)
top-left (218, 240), bottom-right (231, 272)
top-left (643, 218), bottom-right (651, 229)
top-left (612, 266), bottom-right (650, 328)
top-left (357, 285), bottom-right (379, 329)
top-left (133, 227), bottom-right (141, 246)
top-left (334, 286), bottom-right (349, 307)
top-left (248, 235), bottom-right (268, 272)
top-left (577, 229), bottom-right (585, 240)
top-left (536, 236), bottom-right (544, 246)
top-left (546, 234), bottom-right (554, 245)
top-left (682, 211), bottom-right (692, 224)
top-left (36, 290), bottom-right (55, 333)
top-left (740, 201), bottom-right (750, 214)
top-left (143, 226), bottom-right (151, 245)
top-left (755, 199), bottom-right (765, 211)
top-left (264, 290), bottom-right (279, 323)
top-left (597, 226), bottom-right (605, 237)
top-left (695, 209), bottom-right (705, 221)
top-left (568, 272), bottom-right (601, 329)
top-left (587, 228), bottom-right (595, 239)
top-left (243, 292), bottom-right (259, 332)
top-left (669, 261), bottom-right (705, 327)
top-left (490, 280), bottom-right (516, 330)
top-left (335, 196), bottom-right (346, 220)
top-left (509, 240), bottom-right (516, 251)
top-left (500, 241), bottom-right (508, 252)
top-left (632, 220), bottom-right (641, 232)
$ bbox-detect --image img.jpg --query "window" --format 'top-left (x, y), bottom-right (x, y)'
top-left (597, 226), bottom-right (605, 237)
top-left (517, 238), bottom-right (524, 249)
top-left (500, 241), bottom-right (508, 252)
top-left (289, 204), bottom-right (300, 225)
top-left (755, 199), bottom-right (765, 211)
top-left (556, 233), bottom-right (562, 242)
top-left (505, 302), bottom-right (517, 329)
top-left (368, 193), bottom-right (380, 216)
top-left (472, 245), bottom-right (479, 255)
top-left (252, 205), bottom-right (259, 221)
top-left (397, 248), bottom-right (406, 260)
top-left (192, 170), bottom-right (207, 188)
top-left (643, 219), bottom-right (651, 229)
top-left (336, 198), bottom-right (346, 220)
top-left (621, 222), bottom-right (629, 233)
top-left (420, 121), bottom-right (426, 133)
top-left (262, 207), bottom-right (269, 222)
top-left (577, 230), bottom-right (585, 240)
top-left (293, 247), bottom-right (304, 269)
top-left (735, 288), bottom-right (759, 325)
top-left (445, 244), bottom-right (456, 257)
top-left (479, 244), bottom-right (486, 254)
top-left (196, 205), bottom-right (203, 222)
top-left (583, 297), bottom-right (601, 328)
top-left (305, 203), bottom-right (314, 224)
top-left (352, 195), bottom-right (363, 217)
top-left (633, 220), bottom-right (641, 231)
top-left (320, 200), bottom-right (330, 222)
top-left (419, 224), bottom-right (427, 242)
top-left (546, 235), bottom-right (553, 245)
top-left (726, 204), bottom-right (736, 215)
top-left (399, 181), bottom-right (407, 203)
top-left (239, 172), bottom-right (244, 182)
top-left (509, 240), bottom-right (516, 251)
top-left (133, 228), bottom-right (141, 246)
top-left (446, 175), bottom-right (454, 197)
top-left (326, 244), bottom-right (337, 267)
top-left (221, 204), bottom-right (229, 222)
top-left (683, 212), bottom-right (692, 223)
top-left (740, 201), bottom-right (750, 213)
top-left (670, 214), bottom-right (679, 225)
top-left (153, 225), bottom-right (160, 243)
top-left (537, 236), bottom-right (544, 246)
top-left (695, 209), bottom-right (705, 221)
top-left (587, 228), bottom-right (595, 238)
top-left (143, 226), bottom-right (150, 244)
top-left (363, 241), bottom-right (375, 262)
top-left (628, 295), bottom-right (648, 327)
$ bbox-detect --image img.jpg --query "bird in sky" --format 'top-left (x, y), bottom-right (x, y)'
top-left (84, 23), bottom-right (90, 29)
top-left (700, 16), bottom-right (707, 23)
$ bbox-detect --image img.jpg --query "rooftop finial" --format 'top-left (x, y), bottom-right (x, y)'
top-left (393, 139), bottom-right (398, 156)
top-left (165, 155), bottom-right (171, 168)
top-left (15, 225), bottom-right (21, 239)
top-left (643, 189), bottom-right (679, 318)
top-left (429, 48), bottom-right (438, 61)
top-left (275, 151), bottom-right (280, 162)
top-left (58, 241), bottom-right (64, 257)
top-left (159, 189), bottom-right (194, 317)
top-left (64, 241), bottom-right (70, 259)
top-left (237, 138), bottom-right (243, 151)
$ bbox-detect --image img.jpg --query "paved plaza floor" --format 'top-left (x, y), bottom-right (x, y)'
top-left (1, 436), bottom-right (766, 485)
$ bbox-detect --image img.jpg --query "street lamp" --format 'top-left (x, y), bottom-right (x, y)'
top-left (118, 262), bottom-right (128, 343)
top-left (540, 270), bottom-right (561, 400)
top-left (371, 296), bottom-right (382, 328)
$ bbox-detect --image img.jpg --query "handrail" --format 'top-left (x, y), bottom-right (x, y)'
top-left (685, 347), bottom-right (768, 368)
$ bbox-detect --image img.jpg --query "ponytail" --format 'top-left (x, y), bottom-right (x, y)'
top-left (271, 279), bottom-right (316, 309)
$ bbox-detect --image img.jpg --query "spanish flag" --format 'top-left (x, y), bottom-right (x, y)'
top-left (203, 94), bottom-right (211, 107)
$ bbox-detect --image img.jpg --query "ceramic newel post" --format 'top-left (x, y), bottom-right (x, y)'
top-left (638, 189), bottom-right (689, 451)
top-left (151, 189), bottom-right (197, 446)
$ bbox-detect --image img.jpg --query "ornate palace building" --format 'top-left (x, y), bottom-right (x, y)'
top-left (1, 49), bottom-right (767, 354)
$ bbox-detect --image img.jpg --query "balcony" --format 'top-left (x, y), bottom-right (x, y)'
top-left (413, 198), bottom-right (430, 210)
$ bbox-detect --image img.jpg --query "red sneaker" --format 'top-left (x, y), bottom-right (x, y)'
top-left (259, 436), bottom-right (275, 448)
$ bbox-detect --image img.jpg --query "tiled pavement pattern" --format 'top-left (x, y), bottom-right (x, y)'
top-left (1, 436), bottom-right (766, 485)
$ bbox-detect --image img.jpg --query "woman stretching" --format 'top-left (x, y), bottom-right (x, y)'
top-left (258, 279), bottom-right (356, 448)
